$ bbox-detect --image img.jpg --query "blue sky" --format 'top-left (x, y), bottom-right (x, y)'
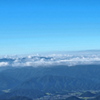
top-left (0, 0), bottom-right (100, 55)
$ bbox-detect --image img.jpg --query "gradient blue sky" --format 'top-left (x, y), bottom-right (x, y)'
top-left (0, 0), bottom-right (100, 55)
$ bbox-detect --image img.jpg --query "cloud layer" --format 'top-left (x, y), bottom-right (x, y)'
top-left (0, 53), bottom-right (100, 67)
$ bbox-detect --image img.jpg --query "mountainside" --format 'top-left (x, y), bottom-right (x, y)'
top-left (3, 96), bottom-right (32, 100)
top-left (0, 65), bottom-right (100, 99)
top-left (80, 91), bottom-right (95, 97)
top-left (64, 96), bottom-right (82, 100)
top-left (90, 95), bottom-right (100, 100)
top-left (0, 73), bottom-right (19, 90)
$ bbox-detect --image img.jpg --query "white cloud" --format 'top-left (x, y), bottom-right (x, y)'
top-left (0, 62), bottom-right (9, 67)
top-left (0, 53), bottom-right (100, 67)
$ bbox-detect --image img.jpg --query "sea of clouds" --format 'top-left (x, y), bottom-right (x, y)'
top-left (0, 52), bottom-right (100, 67)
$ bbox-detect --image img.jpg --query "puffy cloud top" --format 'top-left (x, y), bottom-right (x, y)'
top-left (0, 62), bottom-right (9, 67)
top-left (0, 53), bottom-right (100, 67)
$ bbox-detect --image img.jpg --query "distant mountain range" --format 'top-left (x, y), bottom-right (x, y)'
top-left (0, 65), bottom-right (100, 99)
top-left (0, 52), bottom-right (100, 99)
